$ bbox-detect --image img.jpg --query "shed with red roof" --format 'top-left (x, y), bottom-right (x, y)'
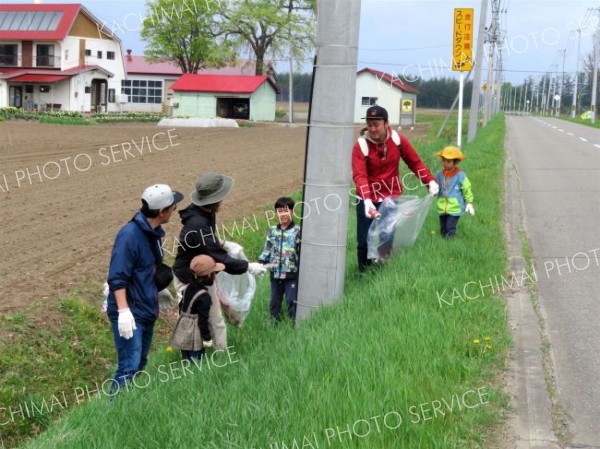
top-left (170, 73), bottom-right (278, 121)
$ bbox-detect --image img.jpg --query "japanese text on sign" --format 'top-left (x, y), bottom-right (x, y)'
top-left (452, 8), bottom-right (474, 71)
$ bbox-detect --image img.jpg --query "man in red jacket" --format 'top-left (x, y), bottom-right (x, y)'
top-left (351, 105), bottom-right (439, 271)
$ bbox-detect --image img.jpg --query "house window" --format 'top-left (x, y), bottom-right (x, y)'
top-left (107, 51), bottom-right (115, 60)
top-left (85, 49), bottom-right (91, 56)
top-left (361, 97), bottom-right (378, 106)
top-left (108, 88), bottom-right (116, 103)
top-left (97, 51), bottom-right (102, 59)
top-left (121, 80), bottom-right (163, 104)
top-left (0, 44), bottom-right (18, 66)
top-left (36, 44), bottom-right (55, 67)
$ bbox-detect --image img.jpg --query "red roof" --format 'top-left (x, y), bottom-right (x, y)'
top-left (125, 56), bottom-right (183, 76)
top-left (0, 65), bottom-right (113, 81)
top-left (9, 74), bottom-right (70, 83)
top-left (0, 4), bottom-right (80, 40)
top-left (357, 68), bottom-right (419, 94)
top-left (124, 56), bottom-right (271, 77)
top-left (171, 74), bottom-right (276, 94)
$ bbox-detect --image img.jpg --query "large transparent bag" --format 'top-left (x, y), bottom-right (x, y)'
top-left (367, 195), bottom-right (434, 260)
top-left (214, 252), bottom-right (256, 327)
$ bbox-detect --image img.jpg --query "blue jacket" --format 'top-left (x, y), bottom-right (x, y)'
top-left (258, 223), bottom-right (300, 279)
top-left (106, 211), bottom-right (165, 323)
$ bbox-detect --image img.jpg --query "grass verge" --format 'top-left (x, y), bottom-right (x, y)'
top-left (3, 114), bottom-right (510, 449)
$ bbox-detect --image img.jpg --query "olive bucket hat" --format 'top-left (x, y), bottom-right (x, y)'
top-left (191, 172), bottom-right (234, 207)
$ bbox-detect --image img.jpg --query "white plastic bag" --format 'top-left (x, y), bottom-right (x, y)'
top-left (367, 195), bottom-right (433, 260)
top-left (215, 252), bottom-right (256, 327)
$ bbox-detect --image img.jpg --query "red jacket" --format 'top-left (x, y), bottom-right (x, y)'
top-left (352, 131), bottom-right (435, 202)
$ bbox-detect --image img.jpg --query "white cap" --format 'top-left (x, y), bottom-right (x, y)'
top-left (141, 184), bottom-right (183, 210)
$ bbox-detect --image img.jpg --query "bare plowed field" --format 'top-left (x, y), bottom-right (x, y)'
top-left (0, 122), bottom-right (308, 314)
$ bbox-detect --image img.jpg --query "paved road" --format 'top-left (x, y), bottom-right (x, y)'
top-left (506, 115), bottom-right (600, 447)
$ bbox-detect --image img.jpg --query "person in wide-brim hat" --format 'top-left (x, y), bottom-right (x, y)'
top-left (191, 172), bottom-right (234, 206)
top-left (436, 146), bottom-right (466, 161)
top-left (173, 171), bottom-right (267, 351)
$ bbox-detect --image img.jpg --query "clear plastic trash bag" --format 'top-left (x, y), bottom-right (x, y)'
top-left (367, 195), bottom-right (434, 260)
top-left (214, 251), bottom-right (256, 327)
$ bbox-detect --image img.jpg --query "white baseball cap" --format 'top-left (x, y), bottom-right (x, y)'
top-left (141, 184), bottom-right (184, 210)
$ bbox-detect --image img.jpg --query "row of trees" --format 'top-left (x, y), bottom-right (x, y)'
top-left (277, 74), bottom-right (475, 109)
top-left (141, 0), bottom-right (316, 75)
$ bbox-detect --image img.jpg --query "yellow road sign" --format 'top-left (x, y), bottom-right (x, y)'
top-left (452, 8), bottom-right (474, 71)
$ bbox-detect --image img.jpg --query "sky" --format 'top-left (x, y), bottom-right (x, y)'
top-left (8, 0), bottom-right (599, 85)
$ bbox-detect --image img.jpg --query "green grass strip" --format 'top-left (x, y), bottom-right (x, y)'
top-left (10, 115), bottom-right (510, 449)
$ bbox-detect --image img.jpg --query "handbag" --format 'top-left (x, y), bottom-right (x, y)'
top-left (170, 288), bottom-right (205, 351)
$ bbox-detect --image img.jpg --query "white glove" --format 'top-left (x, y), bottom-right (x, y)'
top-left (247, 262), bottom-right (267, 277)
top-left (223, 241), bottom-right (243, 257)
top-left (117, 308), bottom-right (137, 340)
top-left (363, 198), bottom-right (376, 219)
top-left (465, 203), bottom-right (475, 215)
top-left (428, 180), bottom-right (439, 197)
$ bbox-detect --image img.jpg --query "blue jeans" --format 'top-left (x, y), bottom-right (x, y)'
top-left (110, 319), bottom-right (155, 394)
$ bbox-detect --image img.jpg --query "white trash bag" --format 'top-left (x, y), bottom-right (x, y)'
top-left (367, 195), bottom-right (434, 260)
top-left (215, 252), bottom-right (256, 327)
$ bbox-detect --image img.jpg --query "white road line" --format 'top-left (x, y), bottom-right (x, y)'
top-left (579, 137), bottom-right (588, 142)
top-left (552, 126), bottom-right (557, 129)
top-left (558, 129), bottom-right (564, 132)
top-left (567, 132), bottom-right (575, 136)
top-left (594, 144), bottom-right (600, 149)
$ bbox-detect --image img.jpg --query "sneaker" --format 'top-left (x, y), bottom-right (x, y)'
top-left (203, 340), bottom-right (213, 348)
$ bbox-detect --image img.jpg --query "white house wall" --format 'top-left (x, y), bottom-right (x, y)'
top-left (249, 82), bottom-right (276, 121)
top-left (354, 73), bottom-right (417, 125)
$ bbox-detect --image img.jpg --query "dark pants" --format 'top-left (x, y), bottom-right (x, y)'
top-left (356, 199), bottom-right (394, 270)
top-left (182, 349), bottom-right (205, 361)
top-left (270, 278), bottom-right (297, 321)
top-left (439, 214), bottom-right (460, 238)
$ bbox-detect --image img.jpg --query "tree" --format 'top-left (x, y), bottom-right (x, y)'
top-left (141, 0), bottom-right (235, 73)
top-left (217, 0), bottom-right (316, 75)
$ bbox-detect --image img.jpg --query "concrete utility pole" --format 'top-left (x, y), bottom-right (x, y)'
top-left (483, 0), bottom-right (501, 124)
top-left (288, 56), bottom-right (294, 123)
top-left (591, 27), bottom-right (599, 123)
top-left (296, 0), bottom-right (361, 322)
top-left (558, 49), bottom-right (566, 116)
top-left (467, 0), bottom-right (488, 142)
top-left (571, 28), bottom-right (582, 118)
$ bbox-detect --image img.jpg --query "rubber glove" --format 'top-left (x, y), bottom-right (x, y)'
top-left (465, 203), bottom-right (475, 215)
top-left (223, 241), bottom-right (243, 257)
top-left (363, 198), bottom-right (376, 219)
top-left (118, 308), bottom-right (137, 340)
top-left (247, 262), bottom-right (267, 277)
top-left (428, 180), bottom-right (440, 197)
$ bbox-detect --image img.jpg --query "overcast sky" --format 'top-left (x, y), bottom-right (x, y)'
top-left (9, 0), bottom-right (599, 85)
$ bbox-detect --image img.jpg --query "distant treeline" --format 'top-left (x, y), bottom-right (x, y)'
top-left (277, 73), bottom-right (473, 108)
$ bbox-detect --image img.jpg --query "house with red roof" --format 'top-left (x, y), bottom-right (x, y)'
top-left (0, 3), bottom-right (126, 112)
top-left (170, 73), bottom-right (279, 121)
top-left (355, 68), bottom-right (419, 126)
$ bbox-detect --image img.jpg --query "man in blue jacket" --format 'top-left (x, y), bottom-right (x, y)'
top-left (106, 183), bottom-right (183, 393)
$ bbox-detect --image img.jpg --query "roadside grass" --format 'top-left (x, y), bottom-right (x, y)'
top-left (558, 115), bottom-right (600, 129)
top-left (7, 114), bottom-right (510, 449)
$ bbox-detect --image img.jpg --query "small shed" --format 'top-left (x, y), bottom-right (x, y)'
top-left (170, 74), bottom-right (279, 121)
top-left (354, 68), bottom-right (419, 126)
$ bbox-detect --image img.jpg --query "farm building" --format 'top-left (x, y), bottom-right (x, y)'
top-left (354, 68), bottom-right (419, 126)
top-left (170, 73), bottom-right (279, 121)
top-left (122, 55), bottom-right (277, 114)
top-left (0, 3), bottom-right (125, 113)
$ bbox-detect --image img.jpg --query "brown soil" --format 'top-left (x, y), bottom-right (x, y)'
top-left (0, 120), bottom-right (428, 315)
